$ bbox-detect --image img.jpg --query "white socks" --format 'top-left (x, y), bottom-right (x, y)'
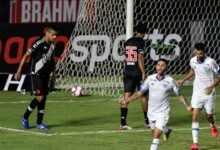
top-left (192, 122), bottom-right (199, 143)
top-left (150, 138), bottom-right (160, 150)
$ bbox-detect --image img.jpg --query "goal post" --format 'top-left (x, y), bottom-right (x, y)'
top-left (55, 0), bottom-right (220, 98)
top-left (126, 0), bottom-right (133, 40)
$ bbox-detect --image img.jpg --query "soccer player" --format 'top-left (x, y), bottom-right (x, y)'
top-left (120, 23), bottom-right (149, 130)
top-left (178, 43), bottom-right (220, 150)
top-left (120, 59), bottom-right (192, 150)
top-left (14, 25), bottom-right (58, 130)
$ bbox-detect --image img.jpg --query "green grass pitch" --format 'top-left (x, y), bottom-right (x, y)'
top-left (0, 86), bottom-right (219, 150)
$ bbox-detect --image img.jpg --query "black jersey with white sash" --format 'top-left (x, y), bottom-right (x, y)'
top-left (28, 37), bottom-right (55, 77)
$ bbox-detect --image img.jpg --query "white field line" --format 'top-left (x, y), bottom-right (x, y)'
top-left (0, 95), bottom-right (220, 104)
top-left (59, 127), bottom-right (212, 136)
top-left (0, 126), bottom-right (56, 136)
top-left (0, 126), bottom-right (214, 137)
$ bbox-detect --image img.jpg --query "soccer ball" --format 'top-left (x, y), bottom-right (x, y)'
top-left (71, 86), bottom-right (84, 97)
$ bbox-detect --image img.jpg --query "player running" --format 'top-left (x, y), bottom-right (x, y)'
top-left (178, 42), bottom-right (220, 150)
top-left (15, 25), bottom-right (58, 130)
top-left (121, 59), bottom-right (192, 150)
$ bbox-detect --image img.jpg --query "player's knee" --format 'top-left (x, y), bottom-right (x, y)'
top-left (153, 128), bottom-right (162, 138)
top-left (192, 116), bottom-right (199, 122)
top-left (192, 110), bottom-right (200, 122)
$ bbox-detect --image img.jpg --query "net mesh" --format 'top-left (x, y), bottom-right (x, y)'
top-left (56, 0), bottom-right (220, 98)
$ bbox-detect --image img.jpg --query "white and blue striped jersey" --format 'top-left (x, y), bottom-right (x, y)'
top-left (190, 56), bottom-right (220, 97)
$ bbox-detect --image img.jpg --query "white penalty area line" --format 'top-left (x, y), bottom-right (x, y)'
top-left (0, 126), bottom-right (213, 137)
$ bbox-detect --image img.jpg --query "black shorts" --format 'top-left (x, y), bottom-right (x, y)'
top-left (30, 74), bottom-right (49, 96)
top-left (123, 73), bottom-right (142, 94)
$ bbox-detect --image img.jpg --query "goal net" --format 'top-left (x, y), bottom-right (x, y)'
top-left (56, 0), bottom-right (220, 98)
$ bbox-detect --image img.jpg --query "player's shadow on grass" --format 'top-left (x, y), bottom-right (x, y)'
top-left (71, 94), bottom-right (93, 100)
top-left (168, 114), bottom-right (192, 126)
top-left (78, 94), bottom-right (91, 97)
top-left (48, 113), bottom-right (117, 128)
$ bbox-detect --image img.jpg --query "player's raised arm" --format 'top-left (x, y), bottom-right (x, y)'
top-left (14, 50), bottom-right (31, 80)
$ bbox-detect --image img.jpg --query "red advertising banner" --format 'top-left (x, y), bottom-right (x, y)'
top-left (10, 0), bottom-right (84, 23)
top-left (0, 23), bottom-right (73, 73)
top-left (0, 23), bottom-right (74, 91)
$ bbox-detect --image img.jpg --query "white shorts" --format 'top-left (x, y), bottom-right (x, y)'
top-left (191, 95), bottom-right (216, 114)
top-left (148, 112), bottom-right (169, 131)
